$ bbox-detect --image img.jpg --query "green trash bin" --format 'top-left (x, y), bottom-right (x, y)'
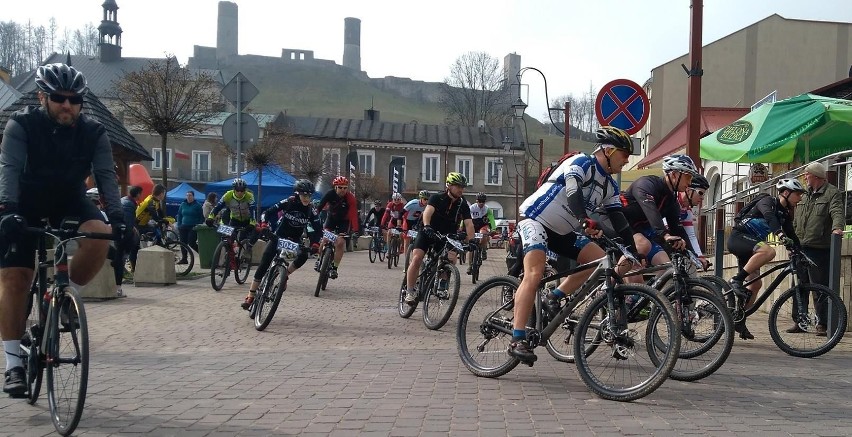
top-left (195, 224), bottom-right (219, 269)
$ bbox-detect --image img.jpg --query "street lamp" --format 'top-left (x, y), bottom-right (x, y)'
top-left (511, 97), bottom-right (528, 119)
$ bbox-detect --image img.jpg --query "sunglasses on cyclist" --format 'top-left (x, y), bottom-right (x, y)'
top-left (48, 94), bottom-right (84, 105)
top-left (234, 188), bottom-right (246, 193)
top-left (297, 192), bottom-right (312, 196)
top-left (335, 186), bottom-right (348, 190)
top-left (693, 190), bottom-right (706, 196)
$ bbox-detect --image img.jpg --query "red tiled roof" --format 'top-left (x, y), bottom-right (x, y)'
top-left (637, 107), bottom-right (749, 168)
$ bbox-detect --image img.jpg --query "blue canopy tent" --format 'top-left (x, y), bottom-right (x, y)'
top-left (205, 165), bottom-right (305, 209)
top-left (164, 182), bottom-right (205, 217)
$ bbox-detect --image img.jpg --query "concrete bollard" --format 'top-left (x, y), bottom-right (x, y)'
top-left (80, 259), bottom-right (118, 299)
top-left (251, 239), bottom-right (267, 265)
top-left (134, 246), bottom-right (176, 286)
top-left (355, 236), bottom-right (372, 251)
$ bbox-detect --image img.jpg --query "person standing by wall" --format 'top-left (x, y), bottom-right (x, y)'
top-left (176, 191), bottom-right (204, 264)
top-left (202, 192), bottom-right (218, 218)
top-left (792, 161), bottom-right (845, 336)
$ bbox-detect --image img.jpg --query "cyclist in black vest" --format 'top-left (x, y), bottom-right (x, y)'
top-left (0, 63), bottom-right (124, 395)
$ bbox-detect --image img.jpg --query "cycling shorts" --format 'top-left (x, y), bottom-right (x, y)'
top-left (517, 218), bottom-right (585, 260)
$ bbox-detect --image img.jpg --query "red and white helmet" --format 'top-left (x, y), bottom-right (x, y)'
top-left (332, 176), bottom-right (349, 186)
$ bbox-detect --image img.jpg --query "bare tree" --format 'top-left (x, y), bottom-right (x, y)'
top-left (112, 55), bottom-right (220, 186)
top-left (440, 51), bottom-right (513, 128)
top-left (350, 173), bottom-right (384, 213)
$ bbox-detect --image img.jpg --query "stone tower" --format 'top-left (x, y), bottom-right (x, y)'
top-left (343, 17), bottom-right (361, 71)
top-left (503, 53), bottom-right (521, 90)
top-left (217, 1), bottom-right (239, 60)
top-left (98, 0), bottom-right (122, 62)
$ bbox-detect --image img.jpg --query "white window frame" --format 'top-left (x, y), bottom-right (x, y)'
top-left (485, 157), bottom-right (503, 186)
top-left (422, 153), bottom-right (440, 183)
top-left (192, 151), bottom-right (211, 181)
top-left (357, 150), bottom-right (375, 176)
top-left (227, 154), bottom-right (246, 175)
top-left (152, 148), bottom-right (172, 171)
top-left (323, 148), bottom-right (341, 177)
top-left (456, 155), bottom-right (473, 187)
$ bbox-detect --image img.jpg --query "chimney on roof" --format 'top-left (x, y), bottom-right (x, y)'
top-left (98, 0), bottom-right (123, 62)
top-left (364, 108), bottom-right (380, 122)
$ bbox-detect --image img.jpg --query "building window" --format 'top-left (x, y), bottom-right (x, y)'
top-left (485, 157), bottom-right (503, 186)
top-left (227, 154), bottom-right (246, 175)
top-left (456, 156), bottom-right (473, 187)
top-left (291, 146), bottom-right (309, 175)
top-left (324, 148), bottom-right (341, 177)
top-left (192, 151), bottom-right (211, 181)
top-left (357, 150), bottom-right (375, 176)
top-left (422, 153), bottom-right (440, 183)
top-left (152, 148), bottom-right (172, 171)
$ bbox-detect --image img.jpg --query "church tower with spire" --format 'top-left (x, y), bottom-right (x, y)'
top-left (98, 0), bottom-right (123, 62)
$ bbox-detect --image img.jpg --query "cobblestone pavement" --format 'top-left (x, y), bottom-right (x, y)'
top-left (2, 249), bottom-right (851, 436)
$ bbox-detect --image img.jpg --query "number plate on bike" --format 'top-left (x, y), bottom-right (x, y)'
top-left (546, 249), bottom-right (558, 261)
top-left (217, 224), bottom-right (235, 236)
top-left (474, 232), bottom-right (483, 240)
top-left (277, 238), bottom-right (299, 256)
top-left (407, 230), bottom-right (418, 238)
top-left (447, 238), bottom-right (464, 252)
top-left (390, 228), bottom-right (401, 236)
top-left (323, 230), bottom-right (338, 242)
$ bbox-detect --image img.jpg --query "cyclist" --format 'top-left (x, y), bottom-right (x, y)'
top-left (676, 174), bottom-right (711, 270)
top-left (0, 62), bottom-right (124, 395)
top-left (205, 178), bottom-right (257, 245)
top-left (508, 126), bottom-right (638, 364)
top-left (726, 178), bottom-right (805, 339)
top-left (315, 176), bottom-right (359, 279)
top-left (363, 200), bottom-right (386, 229)
top-left (621, 155), bottom-right (701, 273)
top-left (135, 184), bottom-right (166, 241)
top-left (240, 180), bottom-right (322, 310)
top-left (404, 173), bottom-right (475, 305)
top-left (469, 192), bottom-right (496, 262)
top-left (401, 190), bottom-right (429, 254)
top-left (381, 192), bottom-right (406, 254)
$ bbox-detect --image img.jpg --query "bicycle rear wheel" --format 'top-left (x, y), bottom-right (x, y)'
top-left (649, 284), bottom-right (733, 382)
top-left (47, 287), bottom-right (88, 436)
top-left (423, 263), bottom-right (460, 330)
top-left (456, 275), bottom-right (522, 377)
top-left (471, 250), bottom-right (481, 284)
top-left (545, 290), bottom-right (602, 363)
top-left (166, 241), bottom-right (194, 276)
top-left (255, 265), bottom-right (287, 331)
top-left (234, 240), bottom-right (252, 284)
top-left (573, 284), bottom-right (679, 402)
top-left (210, 242), bottom-right (229, 291)
top-left (768, 284), bottom-right (847, 358)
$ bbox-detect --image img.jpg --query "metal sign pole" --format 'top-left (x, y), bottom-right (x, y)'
top-left (236, 74), bottom-right (242, 177)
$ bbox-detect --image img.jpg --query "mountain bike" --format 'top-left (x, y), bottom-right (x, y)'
top-left (314, 230), bottom-right (343, 297)
top-left (367, 226), bottom-right (385, 263)
top-left (386, 227), bottom-right (402, 269)
top-left (138, 218), bottom-right (194, 276)
top-left (210, 224), bottom-right (253, 291)
top-left (248, 233), bottom-right (301, 331)
top-left (398, 231), bottom-right (463, 330)
top-left (18, 219), bottom-right (117, 436)
top-left (724, 243), bottom-right (846, 357)
top-left (467, 232), bottom-right (485, 284)
top-left (456, 235), bottom-right (680, 402)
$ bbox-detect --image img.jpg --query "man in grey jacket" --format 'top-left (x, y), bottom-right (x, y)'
top-left (792, 161), bottom-right (845, 336)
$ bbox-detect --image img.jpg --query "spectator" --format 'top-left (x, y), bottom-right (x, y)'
top-left (119, 185), bottom-right (143, 293)
top-left (202, 192), bottom-right (218, 218)
top-left (792, 161), bottom-right (845, 336)
top-left (176, 191), bottom-right (204, 264)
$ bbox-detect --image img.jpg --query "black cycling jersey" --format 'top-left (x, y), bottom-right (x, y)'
top-left (622, 175), bottom-right (690, 245)
top-left (317, 189), bottom-right (358, 231)
top-left (0, 106), bottom-right (123, 225)
top-left (364, 207), bottom-right (386, 227)
top-left (260, 196), bottom-right (322, 244)
top-left (425, 192), bottom-right (471, 235)
top-left (735, 194), bottom-right (799, 245)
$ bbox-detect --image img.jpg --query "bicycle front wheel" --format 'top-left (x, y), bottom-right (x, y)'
top-left (47, 287), bottom-right (88, 436)
top-left (255, 265), bottom-right (287, 331)
top-left (768, 284), bottom-right (847, 358)
top-left (234, 240), bottom-right (252, 284)
top-left (545, 290), bottom-right (602, 363)
top-left (650, 283), bottom-right (733, 382)
top-left (573, 284), bottom-right (679, 402)
top-left (24, 282), bottom-right (45, 405)
top-left (210, 242), bottom-right (229, 291)
top-left (166, 241), bottom-right (194, 276)
top-left (456, 275), bottom-right (522, 378)
top-left (314, 248), bottom-right (332, 297)
top-left (368, 238), bottom-right (377, 263)
top-left (423, 262), bottom-right (461, 330)
top-left (471, 250), bottom-right (481, 284)
top-left (377, 239), bottom-right (386, 262)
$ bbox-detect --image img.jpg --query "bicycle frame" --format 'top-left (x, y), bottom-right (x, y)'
top-left (412, 234), bottom-right (463, 295)
top-left (741, 251), bottom-right (811, 318)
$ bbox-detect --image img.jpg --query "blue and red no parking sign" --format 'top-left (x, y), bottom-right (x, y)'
top-left (595, 79), bottom-right (649, 135)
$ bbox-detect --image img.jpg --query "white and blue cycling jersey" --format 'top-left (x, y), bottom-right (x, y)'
top-left (519, 153), bottom-right (622, 235)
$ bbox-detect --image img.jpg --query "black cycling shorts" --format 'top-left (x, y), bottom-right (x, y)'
top-left (324, 219), bottom-right (350, 235)
top-left (0, 194), bottom-right (106, 269)
top-left (726, 228), bottom-right (763, 270)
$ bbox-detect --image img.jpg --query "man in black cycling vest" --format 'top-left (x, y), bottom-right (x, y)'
top-left (404, 172), bottom-right (475, 305)
top-left (0, 63), bottom-right (124, 395)
top-left (240, 179), bottom-right (322, 310)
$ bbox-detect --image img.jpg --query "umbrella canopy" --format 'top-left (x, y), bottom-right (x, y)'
top-left (699, 93), bottom-right (852, 163)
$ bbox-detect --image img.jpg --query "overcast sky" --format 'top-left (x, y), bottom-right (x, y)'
top-left (7, 0), bottom-right (852, 122)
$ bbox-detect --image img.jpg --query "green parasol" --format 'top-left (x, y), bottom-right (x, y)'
top-left (699, 93), bottom-right (852, 163)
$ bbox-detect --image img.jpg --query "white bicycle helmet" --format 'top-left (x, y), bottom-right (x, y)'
top-left (776, 178), bottom-right (805, 193)
top-left (661, 155), bottom-right (699, 176)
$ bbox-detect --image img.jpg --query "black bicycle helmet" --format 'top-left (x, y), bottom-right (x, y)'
top-left (595, 126), bottom-right (633, 154)
top-left (689, 174), bottom-right (710, 190)
top-left (35, 63), bottom-right (88, 95)
top-left (232, 178), bottom-right (247, 190)
top-left (476, 192), bottom-right (487, 202)
top-left (293, 179), bottom-right (315, 195)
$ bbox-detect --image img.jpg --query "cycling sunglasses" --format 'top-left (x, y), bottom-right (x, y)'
top-left (48, 94), bottom-right (84, 105)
